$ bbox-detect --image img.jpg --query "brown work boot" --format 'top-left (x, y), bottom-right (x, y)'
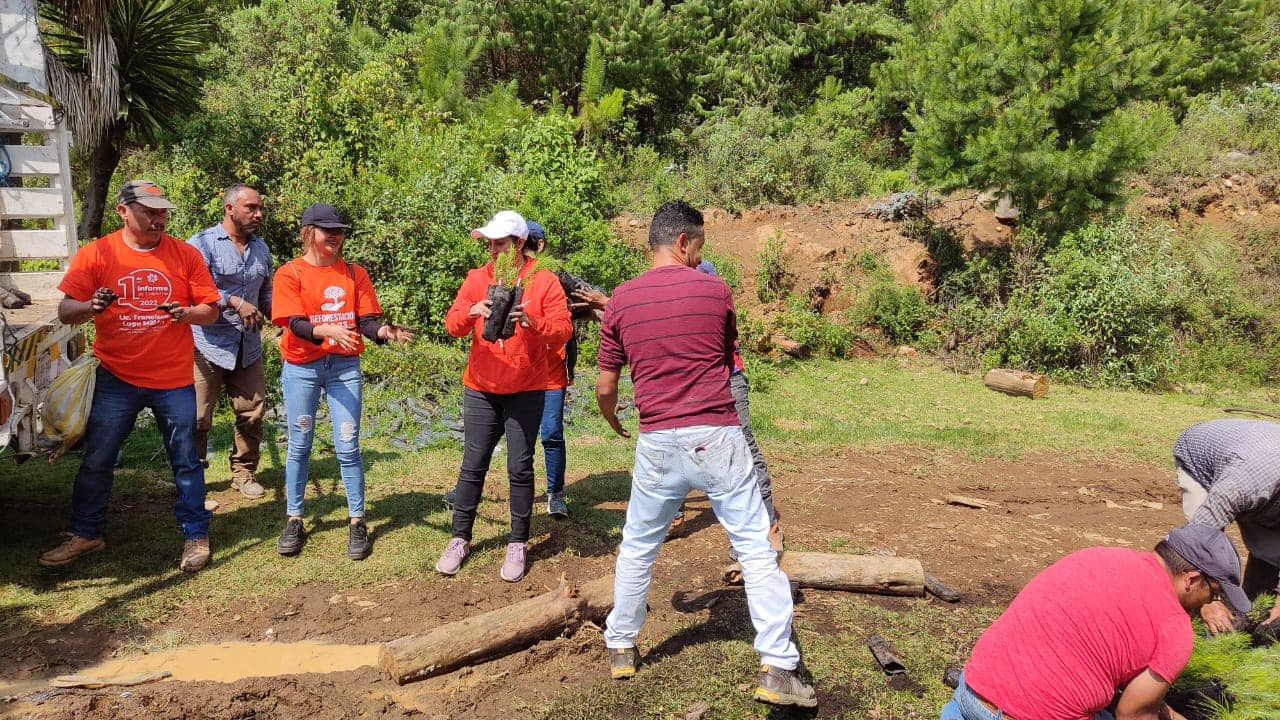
top-left (609, 646), bottom-right (638, 679)
top-left (754, 665), bottom-right (817, 708)
top-left (231, 475), bottom-right (266, 499)
top-left (38, 534), bottom-right (105, 567)
top-left (180, 538), bottom-right (211, 572)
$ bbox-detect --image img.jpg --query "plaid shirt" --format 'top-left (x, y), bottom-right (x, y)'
top-left (1174, 419), bottom-right (1280, 529)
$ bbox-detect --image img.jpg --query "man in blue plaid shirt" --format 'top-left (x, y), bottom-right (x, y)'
top-left (1174, 418), bottom-right (1280, 632)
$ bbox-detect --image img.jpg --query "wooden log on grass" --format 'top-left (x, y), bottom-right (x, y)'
top-left (983, 368), bottom-right (1049, 399)
top-left (770, 335), bottom-right (810, 359)
top-left (723, 551), bottom-right (924, 597)
top-left (380, 574), bottom-right (614, 685)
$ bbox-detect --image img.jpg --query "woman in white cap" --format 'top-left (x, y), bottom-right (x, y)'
top-left (270, 203), bottom-right (414, 561)
top-left (435, 210), bottom-right (572, 582)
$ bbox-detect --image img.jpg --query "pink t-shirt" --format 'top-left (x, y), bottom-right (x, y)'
top-left (966, 547), bottom-right (1193, 720)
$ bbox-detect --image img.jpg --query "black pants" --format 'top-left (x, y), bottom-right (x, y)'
top-left (1244, 555), bottom-right (1280, 599)
top-left (451, 387), bottom-right (545, 543)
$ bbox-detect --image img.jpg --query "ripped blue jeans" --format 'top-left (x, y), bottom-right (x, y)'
top-left (281, 354), bottom-right (365, 518)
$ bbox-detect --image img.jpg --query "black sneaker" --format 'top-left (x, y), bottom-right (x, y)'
top-left (347, 519), bottom-right (371, 560)
top-left (442, 489), bottom-right (456, 511)
top-left (277, 518), bottom-right (305, 556)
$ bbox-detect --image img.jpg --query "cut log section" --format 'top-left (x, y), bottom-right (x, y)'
top-left (770, 335), bottom-right (810, 359)
top-left (983, 368), bottom-right (1049, 399)
top-left (381, 575), bottom-right (614, 685)
top-left (723, 551), bottom-right (924, 597)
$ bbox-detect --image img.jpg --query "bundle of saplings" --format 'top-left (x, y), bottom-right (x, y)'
top-left (1169, 595), bottom-right (1280, 720)
top-left (482, 250), bottom-right (547, 342)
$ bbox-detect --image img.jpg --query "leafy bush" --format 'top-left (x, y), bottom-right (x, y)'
top-left (937, 217), bottom-right (1280, 388)
top-left (699, 250), bottom-right (741, 291)
top-left (668, 88), bottom-right (902, 210)
top-left (1145, 83), bottom-right (1280, 186)
top-left (856, 281), bottom-right (932, 345)
top-left (756, 232), bottom-right (796, 303)
top-left (770, 297), bottom-right (864, 359)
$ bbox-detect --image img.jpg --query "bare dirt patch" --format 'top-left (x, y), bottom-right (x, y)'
top-left (2, 446), bottom-right (1194, 720)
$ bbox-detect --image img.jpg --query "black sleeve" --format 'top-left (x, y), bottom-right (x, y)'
top-left (358, 314), bottom-right (386, 344)
top-left (288, 316), bottom-right (323, 345)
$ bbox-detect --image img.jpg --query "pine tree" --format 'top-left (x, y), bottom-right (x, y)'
top-left (880, 0), bottom-right (1278, 230)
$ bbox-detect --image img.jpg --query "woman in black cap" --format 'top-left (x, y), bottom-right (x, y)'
top-left (270, 203), bottom-right (414, 560)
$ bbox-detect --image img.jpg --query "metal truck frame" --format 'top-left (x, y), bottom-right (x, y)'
top-left (1, 0), bottom-right (85, 461)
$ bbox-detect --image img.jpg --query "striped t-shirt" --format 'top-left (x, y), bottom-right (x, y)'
top-left (598, 264), bottom-right (739, 432)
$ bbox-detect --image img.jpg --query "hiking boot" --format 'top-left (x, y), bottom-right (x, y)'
top-left (231, 475), bottom-right (266, 499)
top-left (547, 491), bottom-right (568, 518)
top-left (38, 534), bottom-right (105, 568)
top-left (442, 489), bottom-right (456, 511)
top-left (347, 519), bottom-right (372, 560)
top-left (277, 518), bottom-right (305, 556)
top-left (500, 542), bottom-right (527, 582)
top-left (754, 665), bottom-right (817, 708)
top-left (180, 538), bottom-right (211, 572)
top-left (609, 647), bottom-right (638, 679)
top-left (435, 537), bottom-right (470, 575)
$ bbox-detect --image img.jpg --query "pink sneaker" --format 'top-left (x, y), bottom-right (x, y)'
top-left (499, 542), bottom-right (527, 582)
top-left (434, 538), bottom-right (470, 575)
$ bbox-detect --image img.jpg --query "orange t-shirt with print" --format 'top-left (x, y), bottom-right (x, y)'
top-left (59, 230), bottom-right (220, 389)
top-left (271, 258), bottom-right (382, 365)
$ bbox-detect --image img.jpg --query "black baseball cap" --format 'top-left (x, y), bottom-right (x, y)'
top-left (300, 203), bottom-right (353, 230)
top-left (1166, 523), bottom-right (1251, 612)
top-left (118, 180), bottom-right (177, 210)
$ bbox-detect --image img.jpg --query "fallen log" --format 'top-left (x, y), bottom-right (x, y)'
top-left (723, 551), bottom-right (924, 597)
top-left (983, 368), bottom-right (1048, 399)
top-left (770, 335), bottom-right (810, 359)
top-left (380, 574), bottom-right (614, 685)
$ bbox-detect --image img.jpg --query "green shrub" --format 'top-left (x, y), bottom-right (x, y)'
top-left (670, 88), bottom-right (902, 210)
top-left (699, 249), bottom-right (741, 291)
top-left (771, 297), bottom-right (863, 359)
top-left (937, 217), bottom-right (1280, 388)
top-left (756, 232), bottom-right (796, 303)
top-left (856, 281), bottom-right (931, 346)
top-left (1145, 84), bottom-right (1280, 186)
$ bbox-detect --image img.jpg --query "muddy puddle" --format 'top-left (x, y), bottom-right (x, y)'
top-left (0, 641), bottom-right (381, 695)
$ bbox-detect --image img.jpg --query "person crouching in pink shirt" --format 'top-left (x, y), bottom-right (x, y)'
top-left (942, 523), bottom-right (1249, 720)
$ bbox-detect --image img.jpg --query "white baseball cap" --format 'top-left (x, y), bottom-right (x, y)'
top-left (470, 210), bottom-right (528, 240)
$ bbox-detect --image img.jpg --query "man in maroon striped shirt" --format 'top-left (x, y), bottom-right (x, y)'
top-left (596, 200), bottom-right (816, 708)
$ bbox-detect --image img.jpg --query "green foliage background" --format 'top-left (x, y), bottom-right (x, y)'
top-left (93, 0), bottom-right (1280, 391)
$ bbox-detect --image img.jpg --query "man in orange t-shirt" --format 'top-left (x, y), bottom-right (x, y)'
top-left (38, 180), bottom-right (221, 573)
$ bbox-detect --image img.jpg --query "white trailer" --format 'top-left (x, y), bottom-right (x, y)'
top-left (1, 0), bottom-right (85, 460)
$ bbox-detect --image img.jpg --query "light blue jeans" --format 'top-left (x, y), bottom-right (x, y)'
top-left (941, 672), bottom-right (1002, 720)
top-left (940, 671), bottom-right (1115, 720)
top-left (604, 424), bottom-right (800, 669)
top-left (281, 354), bottom-right (365, 518)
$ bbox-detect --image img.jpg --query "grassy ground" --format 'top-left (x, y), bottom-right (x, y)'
top-left (2, 352), bottom-right (1271, 717)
